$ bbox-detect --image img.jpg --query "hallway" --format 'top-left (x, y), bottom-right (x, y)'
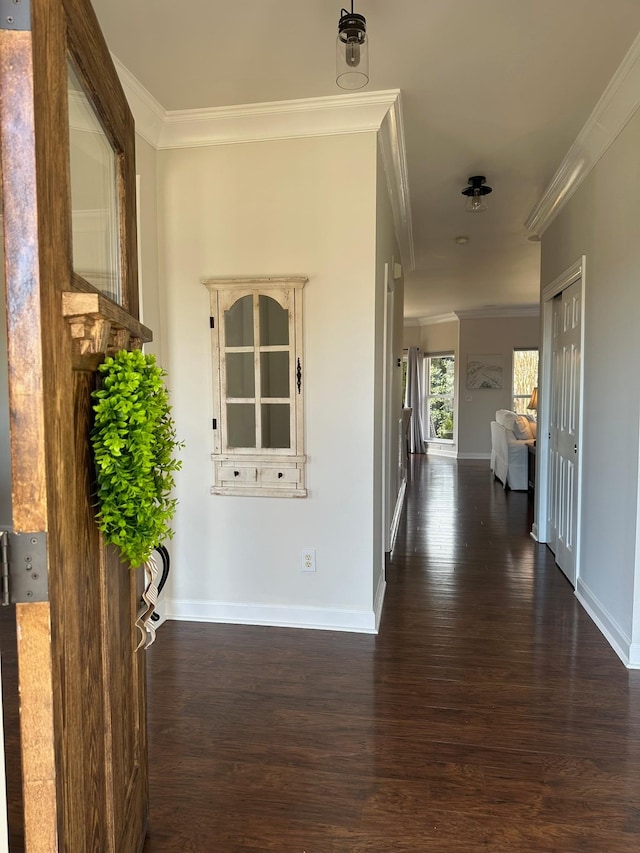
top-left (142, 457), bottom-right (640, 852)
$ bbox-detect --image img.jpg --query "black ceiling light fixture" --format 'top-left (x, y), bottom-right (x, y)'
top-left (336, 2), bottom-right (369, 90)
top-left (462, 175), bottom-right (492, 213)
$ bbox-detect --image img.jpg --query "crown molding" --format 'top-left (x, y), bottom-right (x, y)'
top-left (378, 93), bottom-right (415, 272)
top-left (159, 89), bottom-right (401, 149)
top-left (113, 58), bottom-right (414, 274)
top-left (455, 305), bottom-right (539, 320)
top-left (112, 54), bottom-right (165, 148)
top-left (418, 312), bottom-right (458, 326)
top-left (525, 30), bottom-right (640, 236)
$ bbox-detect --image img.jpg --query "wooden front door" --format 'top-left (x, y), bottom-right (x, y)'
top-left (0, 0), bottom-right (151, 849)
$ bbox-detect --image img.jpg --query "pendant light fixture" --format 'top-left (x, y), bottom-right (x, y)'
top-left (462, 175), bottom-right (492, 213)
top-left (336, 2), bottom-right (369, 90)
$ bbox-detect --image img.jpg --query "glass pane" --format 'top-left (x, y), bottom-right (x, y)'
top-left (68, 62), bottom-right (121, 303)
top-left (260, 352), bottom-right (289, 398)
top-left (226, 352), bottom-right (255, 398)
top-left (428, 398), bottom-right (454, 440)
top-left (259, 296), bottom-right (288, 346)
top-left (261, 404), bottom-right (290, 449)
top-left (225, 295), bottom-right (254, 347)
top-left (513, 350), bottom-right (539, 397)
top-left (227, 404), bottom-right (256, 448)
top-left (429, 356), bottom-right (454, 396)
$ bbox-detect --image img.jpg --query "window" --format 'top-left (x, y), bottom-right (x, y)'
top-left (512, 349), bottom-right (539, 414)
top-left (424, 354), bottom-right (455, 441)
top-left (203, 276), bottom-right (307, 497)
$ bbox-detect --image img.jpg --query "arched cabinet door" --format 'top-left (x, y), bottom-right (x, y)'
top-left (203, 277), bottom-right (307, 497)
top-left (0, 0), bottom-right (151, 849)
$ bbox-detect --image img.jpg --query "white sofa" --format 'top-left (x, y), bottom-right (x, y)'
top-left (490, 410), bottom-right (536, 490)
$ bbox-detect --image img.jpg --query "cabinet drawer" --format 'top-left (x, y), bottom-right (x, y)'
top-left (218, 464), bottom-right (257, 484)
top-left (259, 466), bottom-right (301, 485)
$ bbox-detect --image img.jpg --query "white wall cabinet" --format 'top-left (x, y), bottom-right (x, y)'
top-left (202, 276), bottom-right (307, 497)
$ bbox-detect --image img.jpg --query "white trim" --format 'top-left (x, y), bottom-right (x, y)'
top-left (418, 312), bottom-right (458, 327)
top-left (530, 523), bottom-right (539, 541)
top-left (525, 30), bottom-right (640, 236)
top-left (457, 452), bottom-right (491, 460)
top-left (166, 599), bottom-right (379, 634)
top-left (374, 576), bottom-right (387, 632)
top-left (425, 444), bottom-right (457, 458)
top-left (159, 89), bottom-right (400, 149)
top-left (112, 54), bottom-right (165, 148)
top-left (389, 478), bottom-right (406, 553)
top-left (536, 257), bottom-right (586, 571)
top-left (542, 257), bottom-right (583, 302)
top-left (454, 305), bottom-right (539, 320)
top-left (576, 579), bottom-right (635, 668)
top-left (403, 318), bottom-right (420, 328)
top-left (378, 94), bottom-right (415, 271)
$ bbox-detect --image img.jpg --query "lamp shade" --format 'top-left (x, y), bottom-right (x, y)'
top-left (527, 387), bottom-right (538, 410)
top-left (336, 7), bottom-right (369, 89)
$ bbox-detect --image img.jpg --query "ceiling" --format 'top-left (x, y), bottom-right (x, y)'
top-left (91, 0), bottom-right (640, 320)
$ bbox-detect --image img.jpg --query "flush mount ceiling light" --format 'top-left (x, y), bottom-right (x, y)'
top-left (336, 2), bottom-right (369, 90)
top-left (462, 175), bottom-right (492, 213)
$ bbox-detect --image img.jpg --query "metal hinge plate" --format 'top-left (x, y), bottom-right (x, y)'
top-left (1, 531), bottom-right (48, 605)
top-left (0, 0), bottom-right (31, 31)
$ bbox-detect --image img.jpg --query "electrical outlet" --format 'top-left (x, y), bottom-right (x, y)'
top-left (301, 549), bottom-right (316, 572)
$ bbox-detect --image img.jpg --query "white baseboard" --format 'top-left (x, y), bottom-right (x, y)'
top-left (166, 598), bottom-right (379, 634)
top-left (575, 578), bottom-right (636, 668)
top-left (457, 452), bottom-right (492, 460)
top-left (389, 478), bottom-right (406, 553)
top-left (425, 444), bottom-right (456, 458)
top-left (374, 575), bottom-right (386, 631)
top-left (530, 523), bottom-right (539, 541)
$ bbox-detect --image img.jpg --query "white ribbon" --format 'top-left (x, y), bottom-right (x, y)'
top-left (135, 553), bottom-right (159, 650)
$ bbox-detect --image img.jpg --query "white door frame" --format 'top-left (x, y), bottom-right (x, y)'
top-left (534, 257), bottom-right (586, 585)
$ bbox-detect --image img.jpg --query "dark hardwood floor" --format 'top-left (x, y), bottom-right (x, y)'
top-left (3, 456), bottom-right (640, 850)
top-left (140, 457), bottom-right (640, 852)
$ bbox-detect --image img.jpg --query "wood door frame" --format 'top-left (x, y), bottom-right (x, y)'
top-left (534, 256), bottom-right (586, 586)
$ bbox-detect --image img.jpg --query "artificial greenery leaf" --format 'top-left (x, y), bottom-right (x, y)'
top-left (91, 350), bottom-right (183, 568)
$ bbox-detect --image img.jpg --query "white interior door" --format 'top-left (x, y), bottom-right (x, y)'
top-left (548, 279), bottom-right (582, 585)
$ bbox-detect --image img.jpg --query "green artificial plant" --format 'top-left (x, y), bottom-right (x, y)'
top-left (91, 349), bottom-right (183, 568)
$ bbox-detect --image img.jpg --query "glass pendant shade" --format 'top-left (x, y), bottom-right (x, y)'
top-left (465, 190), bottom-right (488, 213)
top-left (462, 176), bottom-right (492, 212)
top-left (336, 10), bottom-right (369, 90)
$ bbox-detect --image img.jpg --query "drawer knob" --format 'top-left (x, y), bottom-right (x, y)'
top-left (234, 470), bottom-right (240, 477)
top-left (278, 472), bottom-right (283, 479)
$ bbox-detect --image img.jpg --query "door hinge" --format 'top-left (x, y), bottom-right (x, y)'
top-left (209, 316), bottom-right (215, 328)
top-left (212, 418), bottom-right (217, 430)
top-left (0, 0), bottom-right (31, 31)
top-left (0, 531), bottom-right (48, 605)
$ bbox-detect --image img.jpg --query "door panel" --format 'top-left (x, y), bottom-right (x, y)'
top-left (548, 280), bottom-right (582, 585)
top-left (0, 0), bottom-right (151, 849)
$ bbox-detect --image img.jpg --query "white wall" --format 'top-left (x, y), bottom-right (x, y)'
top-left (420, 320), bottom-right (458, 354)
top-left (541, 108), bottom-right (640, 665)
top-left (457, 316), bottom-right (539, 456)
top-left (158, 132), bottom-right (385, 631)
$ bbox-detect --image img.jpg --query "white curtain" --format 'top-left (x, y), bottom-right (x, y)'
top-left (404, 347), bottom-right (425, 454)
